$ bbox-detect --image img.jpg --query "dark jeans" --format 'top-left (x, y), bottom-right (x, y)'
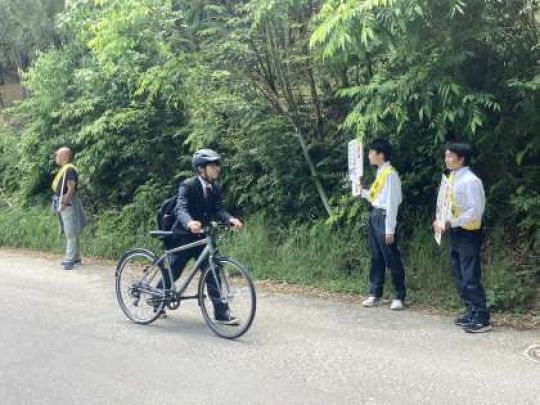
top-left (156, 235), bottom-right (228, 318)
top-left (448, 228), bottom-right (489, 323)
top-left (367, 209), bottom-right (406, 300)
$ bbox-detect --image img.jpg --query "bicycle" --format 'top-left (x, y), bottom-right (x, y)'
top-left (115, 222), bottom-right (256, 339)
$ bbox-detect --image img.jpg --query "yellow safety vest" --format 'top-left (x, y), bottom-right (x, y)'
top-left (368, 165), bottom-right (395, 203)
top-left (51, 163), bottom-right (77, 193)
top-left (448, 172), bottom-right (481, 230)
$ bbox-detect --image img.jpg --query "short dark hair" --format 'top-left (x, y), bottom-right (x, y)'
top-left (369, 138), bottom-right (392, 161)
top-left (445, 142), bottom-right (472, 166)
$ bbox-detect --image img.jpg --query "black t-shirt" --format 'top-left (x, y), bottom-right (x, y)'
top-left (55, 168), bottom-right (78, 196)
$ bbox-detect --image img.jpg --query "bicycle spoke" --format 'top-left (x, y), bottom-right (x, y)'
top-left (199, 258), bottom-right (256, 339)
top-left (115, 250), bottom-right (168, 324)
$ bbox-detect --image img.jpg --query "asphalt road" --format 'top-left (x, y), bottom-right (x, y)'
top-left (0, 249), bottom-right (539, 405)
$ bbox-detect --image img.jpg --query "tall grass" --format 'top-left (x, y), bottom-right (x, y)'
top-left (0, 206), bottom-right (160, 259)
top-left (0, 205), bottom-right (535, 314)
top-left (222, 215), bottom-right (371, 294)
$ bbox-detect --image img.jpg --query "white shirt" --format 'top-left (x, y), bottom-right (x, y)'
top-left (449, 166), bottom-right (485, 228)
top-left (361, 162), bottom-right (403, 234)
top-left (198, 176), bottom-right (212, 198)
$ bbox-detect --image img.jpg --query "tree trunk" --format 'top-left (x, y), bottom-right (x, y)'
top-left (292, 125), bottom-right (333, 217)
top-left (249, 20), bottom-right (334, 217)
top-left (307, 66), bottom-right (324, 139)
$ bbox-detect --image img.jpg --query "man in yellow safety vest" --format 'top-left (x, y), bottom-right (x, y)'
top-left (359, 139), bottom-right (406, 310)
top-left (52, 147), bottom-right (86, 270)
top-left (433, 142), bottom-right (491, 333)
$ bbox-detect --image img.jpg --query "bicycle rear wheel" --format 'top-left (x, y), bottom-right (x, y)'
top-left (198, 257), bottom-right (256, 339)
top-left (115, 249), bottom-right (169, 324)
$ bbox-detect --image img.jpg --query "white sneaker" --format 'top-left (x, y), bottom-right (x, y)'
top-left (390, 299), bottom-right (404, 310)
top-left (362, 296), bottom-right (378, 307)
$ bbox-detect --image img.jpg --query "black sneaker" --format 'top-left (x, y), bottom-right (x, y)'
top-left (62, 261), bottom-right (75, 270)
top-left (454, 314), bottom-right (471, 327)
top-left (463, 322), bottom-right (492, 333)
top-left (215, 314), bottom-right (240, 326)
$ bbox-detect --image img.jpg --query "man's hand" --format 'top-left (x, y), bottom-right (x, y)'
top-left (353, 180), bottom-right (363, 198)
top-left (229, 217), bottom-right (243, 232)
top-left (432, 220), bottom-right (449, 234)
top-left (385, 234), bottom-right (395, 245)
top-left (187, 220), bottom-right (203, 234)
top-left (57, 201), bottom-right (71, 213)
top-left (358, 181), bottom-right (364, 197)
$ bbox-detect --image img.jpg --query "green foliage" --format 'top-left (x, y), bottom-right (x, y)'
top-left (311, 0), bottom-right (540, 243)
top-left (5, 0), bottom-right (190, 208)
top-left (0, 203), bottom-right (161, 258)
top-left (0, 0), bottom-right (63, 78)
top-left (311, 0), bottom-right (503, 139)
top-left (0, 0), bottom-right (538, 314)
top-left (0, 122), bottom-right (19, 198)
top-left (222, 214), bottom-right (369, 288)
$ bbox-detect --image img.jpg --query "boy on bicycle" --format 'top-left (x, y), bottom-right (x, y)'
top-left (159, 148), bottom-right (243, 324)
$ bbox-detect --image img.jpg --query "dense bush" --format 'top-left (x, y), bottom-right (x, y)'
top-left (0, 0), bottom-right (538, 313)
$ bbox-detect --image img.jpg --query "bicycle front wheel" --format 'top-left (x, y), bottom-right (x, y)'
top-left (198, 257), bottom-right (256, 339)
top-left (115, 249), bottom-right (169, 325)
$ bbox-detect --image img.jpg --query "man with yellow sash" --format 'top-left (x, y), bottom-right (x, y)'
top-left (52, 147), bottom-right (86, 270)
top-left (358, 139), bottom-right (406, 310)
top-left (433, 143), bottom-right (490, 333)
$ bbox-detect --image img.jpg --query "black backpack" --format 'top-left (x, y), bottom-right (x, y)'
top-left (157, 194), bottom-right (178, 231)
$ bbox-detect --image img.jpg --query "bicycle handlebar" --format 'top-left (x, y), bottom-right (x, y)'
top-left (149, 222), bottom-right (232, 239)
top-left (202, 221), bottom-right (232, 233)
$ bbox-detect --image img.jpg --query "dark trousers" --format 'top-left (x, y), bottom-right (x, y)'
top-left (448, 229), bottom-right (489, 323)
top-left (157, 236), bottom-right (228, 317)
top-left (367, 209), bottom-right (406, 300)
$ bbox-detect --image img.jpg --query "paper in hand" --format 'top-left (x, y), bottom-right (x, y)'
top-left (434, 174), bottom-right (450, 245)
top-left (351, 178), bottom-right (362, 197)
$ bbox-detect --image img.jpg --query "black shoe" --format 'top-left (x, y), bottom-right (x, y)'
top-left (454, 314), bottom-right (471, 327)
top-left (463, 322), bottom-right (492, 333)
top-left (215, 314), bottom-right (240, 326)
top-left (61, 261), bottom-right (75, 270)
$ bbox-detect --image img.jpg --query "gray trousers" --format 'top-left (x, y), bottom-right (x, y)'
top-left (59, 206), bottom-right (81, 262)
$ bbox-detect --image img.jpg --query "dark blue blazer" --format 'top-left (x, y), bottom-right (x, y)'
top-left (172, 176), bottom-right (232, 236)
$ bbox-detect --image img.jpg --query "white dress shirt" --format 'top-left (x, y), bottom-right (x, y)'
top-left (449, 166), bottom-right (485, 228)
top-left (198, 176), bottom-right (212, 198)
top-left (361, 162), bottom-right (403, 234)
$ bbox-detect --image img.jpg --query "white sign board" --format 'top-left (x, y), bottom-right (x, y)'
top-left (434, 174), bottom-right (450, 245)
top-left (348, 140), bottom-right (363, 197)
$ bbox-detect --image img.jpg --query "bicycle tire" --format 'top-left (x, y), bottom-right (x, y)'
top-left (115, 249), bottom-right (169, 325)
top-left (198, 257), bottom-right (256, 339)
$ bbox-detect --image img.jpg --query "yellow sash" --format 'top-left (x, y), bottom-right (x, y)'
top-left (368, 165), bottom-right (395, 202)
top-left (448, 172), bottom-right (481, 230)
top-left (51, 163), bottom-right (77, 192)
